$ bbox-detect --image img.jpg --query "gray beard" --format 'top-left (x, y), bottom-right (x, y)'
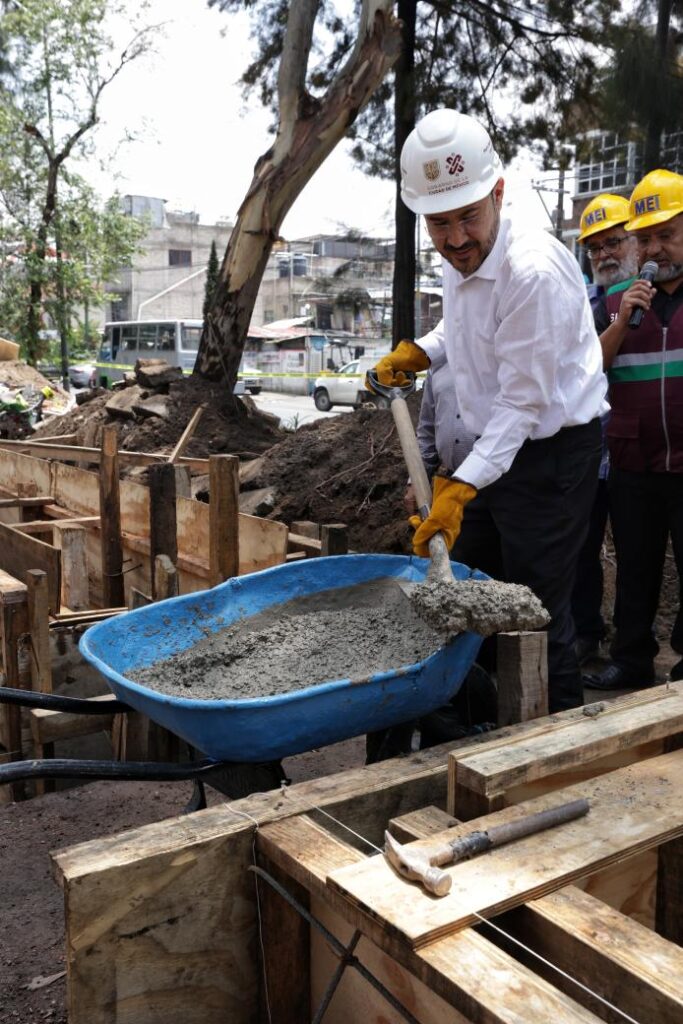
top-left (593, 253), bottom-right (639, 287)
top-left (654, 263), bottom-right (683, 284)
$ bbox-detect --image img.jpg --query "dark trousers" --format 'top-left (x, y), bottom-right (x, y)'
top-left (609, 467), bottom-right (683, 676)
top-left (571, 478), bottom-right (609, 642)
top-left (452, 419), bottom-right (602, 712)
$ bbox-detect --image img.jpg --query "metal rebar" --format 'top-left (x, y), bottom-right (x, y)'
top-left (249, 865), bottom-right (421, 1024)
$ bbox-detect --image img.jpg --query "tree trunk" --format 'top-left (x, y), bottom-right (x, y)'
top-left (644, 0), bottom-right (674, 172)
top-left (195, 0), bottom-right (401, 386)
top-left (25, 158), bottom-right (59, 365)
top-left (391, 0), bottom-right (417, 349)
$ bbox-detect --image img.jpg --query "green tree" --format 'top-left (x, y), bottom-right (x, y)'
top-left (600, 0), bottom-right (683, 172)
top-left (217, 0), bottom-right (625, 343)
top-left (0, 0), bottom-right (153, 381)
top-left (203, 240), bottom-right (220, 322)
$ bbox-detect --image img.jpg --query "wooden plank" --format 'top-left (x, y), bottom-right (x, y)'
top-left (290, 520), bottom-right (320, 539)
top-left (209, 454), bottom-right (240, 586)
top-left (154, 554), bottom-right (178, 602)
top-left (0, 437), bottom-right (208, 473)
top-left (256, 856), bottom-right (311, 1024)
top-left (168, 405), bottom-right (205, 463)
top-left (148, 464), bottom-right (180, 597)
top-left (656, 835), bottom-right (683, 945)
top-left (452, 683), bottom-right (683, 804)
top-left (52, 523), bottom-right (90, 612)
top-left (287, 531), bottom-right (322, 556)
top-left (502, 886), bottom-right (683, 1024)
top-left (99, 425), bottom-right (125, 608)
top-left (259, 815), bottom-right (603, 1024)
top-left (0, 521), bottom-right (61, 613)
top-left (321, 523), bottom-right (348, 556)
top-left (30, 694), bottom-right (118, 745)
top-left (497, 630), bottom-right (548, 726)
top-left (328, 749), bottom-right (683, 949)
top-left (388, 806), bottom-right (459, 843)
top-left (13, 516), bottom-right (100, 533)
top-left (0, 495), bottom-right (54, 508)
top-left (0, 574), bottom-right (29, 800)
top-left (26, 570), bottom-right (51, 694)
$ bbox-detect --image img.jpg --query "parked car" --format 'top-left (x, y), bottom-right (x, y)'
top-left (68, 363), bottom-right (97, 389)
top-left (312, 354), bottom-right (428, 411)
top-left (238, 366), bottom-right (263, 395)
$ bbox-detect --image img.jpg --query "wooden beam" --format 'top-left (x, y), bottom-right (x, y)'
top-left (209, 454), bottom-right (239, 586)
top-left (26, 570), bottom-right (51, 694)
top-left (148, 464), bottom-right (180, 597)
top-left (99, 425), bottom-right (125, 608)
top-left (321, 523), bottom-right (348, 556)
top-left (0, 521), bottom-right (61, 613)
top-left (287, 532), bottom-right (322, 556)
top-left (290, 520), bottom-right (320, 539)
top-left (154, 554), bottom-right (178, 602)
top-left (30, 694), bottom-right (119, 746)
top-left (496, 631), bottom-right (549, 727)
top-left (0, 437), bottom-right (208, 473)
top-left (656, 835), bottom-right (683, 946)
top-left (13, 516), bottom-right (100, 533)
top-left (0, 571), bottom-right (29, 800)
top-left (0, 495), bottom-right (54, 508)
top-left (52, 523), bottom-right (90, 612)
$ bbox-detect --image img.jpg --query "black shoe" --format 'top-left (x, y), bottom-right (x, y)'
top-left (574, 636), bottom-right (601, 666)
top-left (583, 662), bottom-right (654, 691)
top-left (670, 660), bottom-right (683, 682)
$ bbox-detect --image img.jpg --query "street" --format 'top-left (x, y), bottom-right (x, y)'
top-left (249, 389), bottom-right (353, 430)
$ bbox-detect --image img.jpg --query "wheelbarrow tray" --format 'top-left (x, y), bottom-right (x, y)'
top-left (80, 554), bottom-right (486, 762)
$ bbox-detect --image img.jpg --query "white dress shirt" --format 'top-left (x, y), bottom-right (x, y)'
top-left (417, 352), bottom-right (477, 475)
top-left (417, 217), bottom-right (608, 490)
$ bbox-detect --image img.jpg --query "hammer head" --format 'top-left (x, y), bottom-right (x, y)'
top-left (384, 830), bottom-right (452, 897)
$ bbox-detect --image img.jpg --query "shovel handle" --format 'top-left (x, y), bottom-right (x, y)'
top-left (390, 396), bottom-right (452, 578)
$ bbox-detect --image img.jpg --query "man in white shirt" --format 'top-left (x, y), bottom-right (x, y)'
top-left (373, 109), bottom-right (607, 711)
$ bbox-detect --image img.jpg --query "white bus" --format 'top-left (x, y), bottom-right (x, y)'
top-left (96, 320), bottom-right (262, 393)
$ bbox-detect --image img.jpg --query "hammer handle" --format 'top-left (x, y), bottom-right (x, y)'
top-left (482, 798), bottom-right (589, 853)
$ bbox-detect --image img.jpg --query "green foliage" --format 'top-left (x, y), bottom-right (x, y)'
top-left (0, 0), bottom-right (152, 362)
top-left (203, 240), bottom-right (220, 321)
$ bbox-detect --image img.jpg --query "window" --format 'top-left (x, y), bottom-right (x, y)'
top-left (169, 249), bottom-right (192, 267)
top-left (157, 325), bottom-right (176, 351)
top-left (122, 325), bottom-right (138, 351)
top-left (139, 324), bottom-right (157, 350)
top-left (180, 324), bottom-right (201, 351)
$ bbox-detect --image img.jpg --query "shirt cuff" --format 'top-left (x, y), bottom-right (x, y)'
top-left (453, 450), bottom-right (500, 491)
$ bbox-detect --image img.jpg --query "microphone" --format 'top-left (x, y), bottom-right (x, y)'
top-left (628, 260), bottom-right (658, 329)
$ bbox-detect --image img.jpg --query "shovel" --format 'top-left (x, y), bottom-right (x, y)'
top-left (365, 369), bottom-right (549, 637)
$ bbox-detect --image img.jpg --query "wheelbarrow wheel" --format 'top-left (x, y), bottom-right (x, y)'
top-left (204, 759), bottom-right (287, 800)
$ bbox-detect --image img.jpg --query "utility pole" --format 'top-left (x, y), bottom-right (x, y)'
top-left (555, 166), bottom-right (565, 241)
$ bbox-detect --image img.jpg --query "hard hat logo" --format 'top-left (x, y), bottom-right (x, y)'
top-left (446, 153), bottom-right (465, 176)
top-left (634, 194), bottom-right (661, 216)
top-left (423, 160), bottom-right (441, 182)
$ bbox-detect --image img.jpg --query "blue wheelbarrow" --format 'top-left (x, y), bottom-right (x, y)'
top-left (78, 553), bottom-right (487, 762)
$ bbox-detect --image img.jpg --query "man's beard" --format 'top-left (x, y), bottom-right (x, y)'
top-left (447, 208), bottom-right (500, 278)
top-left (654, 262), bottom-right (683, 284)
top-left (593, 251), bottom-right (639, 287)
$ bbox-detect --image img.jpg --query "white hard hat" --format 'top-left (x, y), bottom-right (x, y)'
top-left (400, 109), bottom-right (502, 215)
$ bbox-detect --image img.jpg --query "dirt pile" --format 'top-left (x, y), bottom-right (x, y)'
top-left (32, 367), bottom-right (284, 459)
top-left (245, 401), bottom-right (423, 554)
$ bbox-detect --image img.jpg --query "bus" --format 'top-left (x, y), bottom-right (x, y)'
top-left (96, 320), bottom-right (262, 393)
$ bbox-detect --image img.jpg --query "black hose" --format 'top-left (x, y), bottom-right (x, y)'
top-left (0, 757), bottom-right (221, 783)
top-left (0, 686), bottom-right (130, 714)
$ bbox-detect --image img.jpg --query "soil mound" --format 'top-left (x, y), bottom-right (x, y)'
top-left (246, 401), bottom-right (422, 554)
top-left (32, 374), bottom-right (284, 458)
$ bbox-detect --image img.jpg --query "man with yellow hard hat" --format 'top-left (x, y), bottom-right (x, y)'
top-left (572, 195), bottom-right (639, 667)
top-left (586, 169), bottom-right (683, 691)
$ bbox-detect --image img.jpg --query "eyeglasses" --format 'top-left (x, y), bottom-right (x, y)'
top-left (584, 236), bottom-right (629, 260)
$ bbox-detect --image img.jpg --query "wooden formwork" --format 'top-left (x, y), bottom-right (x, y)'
top-left (51, 682), bottom-right (683, 1024)
top-left (0, 432), bottom-right (347, 799)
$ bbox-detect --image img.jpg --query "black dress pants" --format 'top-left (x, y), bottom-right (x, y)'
top-left (571, 478), bottom-right (609, 643)
top-left (609, 467), bottom-right (683, 676)
top-left (452, 419), bottom-right (602, 712)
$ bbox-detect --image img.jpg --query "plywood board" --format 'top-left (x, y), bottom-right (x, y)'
top-left (0, 522), bottom-right (61, 612)
top-left (328, 749), bottom-right (683, 948)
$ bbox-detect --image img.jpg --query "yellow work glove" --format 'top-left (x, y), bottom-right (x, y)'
top-left (371, 340), bottom-right (430, 390)
top-left (409, 477), bottom-right (477, 557)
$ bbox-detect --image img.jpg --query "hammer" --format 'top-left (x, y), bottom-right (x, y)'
top-left (384, 798), bottom-right (590, 897)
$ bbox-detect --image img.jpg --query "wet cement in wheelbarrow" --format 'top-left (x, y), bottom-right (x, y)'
top-left (132, 577), bottom-right (448, 700)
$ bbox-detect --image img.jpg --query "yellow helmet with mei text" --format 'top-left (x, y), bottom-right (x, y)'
top-left (625, 169), bottom-right (683, 232)
top-left (577, 193), bottom-right (630, 242)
